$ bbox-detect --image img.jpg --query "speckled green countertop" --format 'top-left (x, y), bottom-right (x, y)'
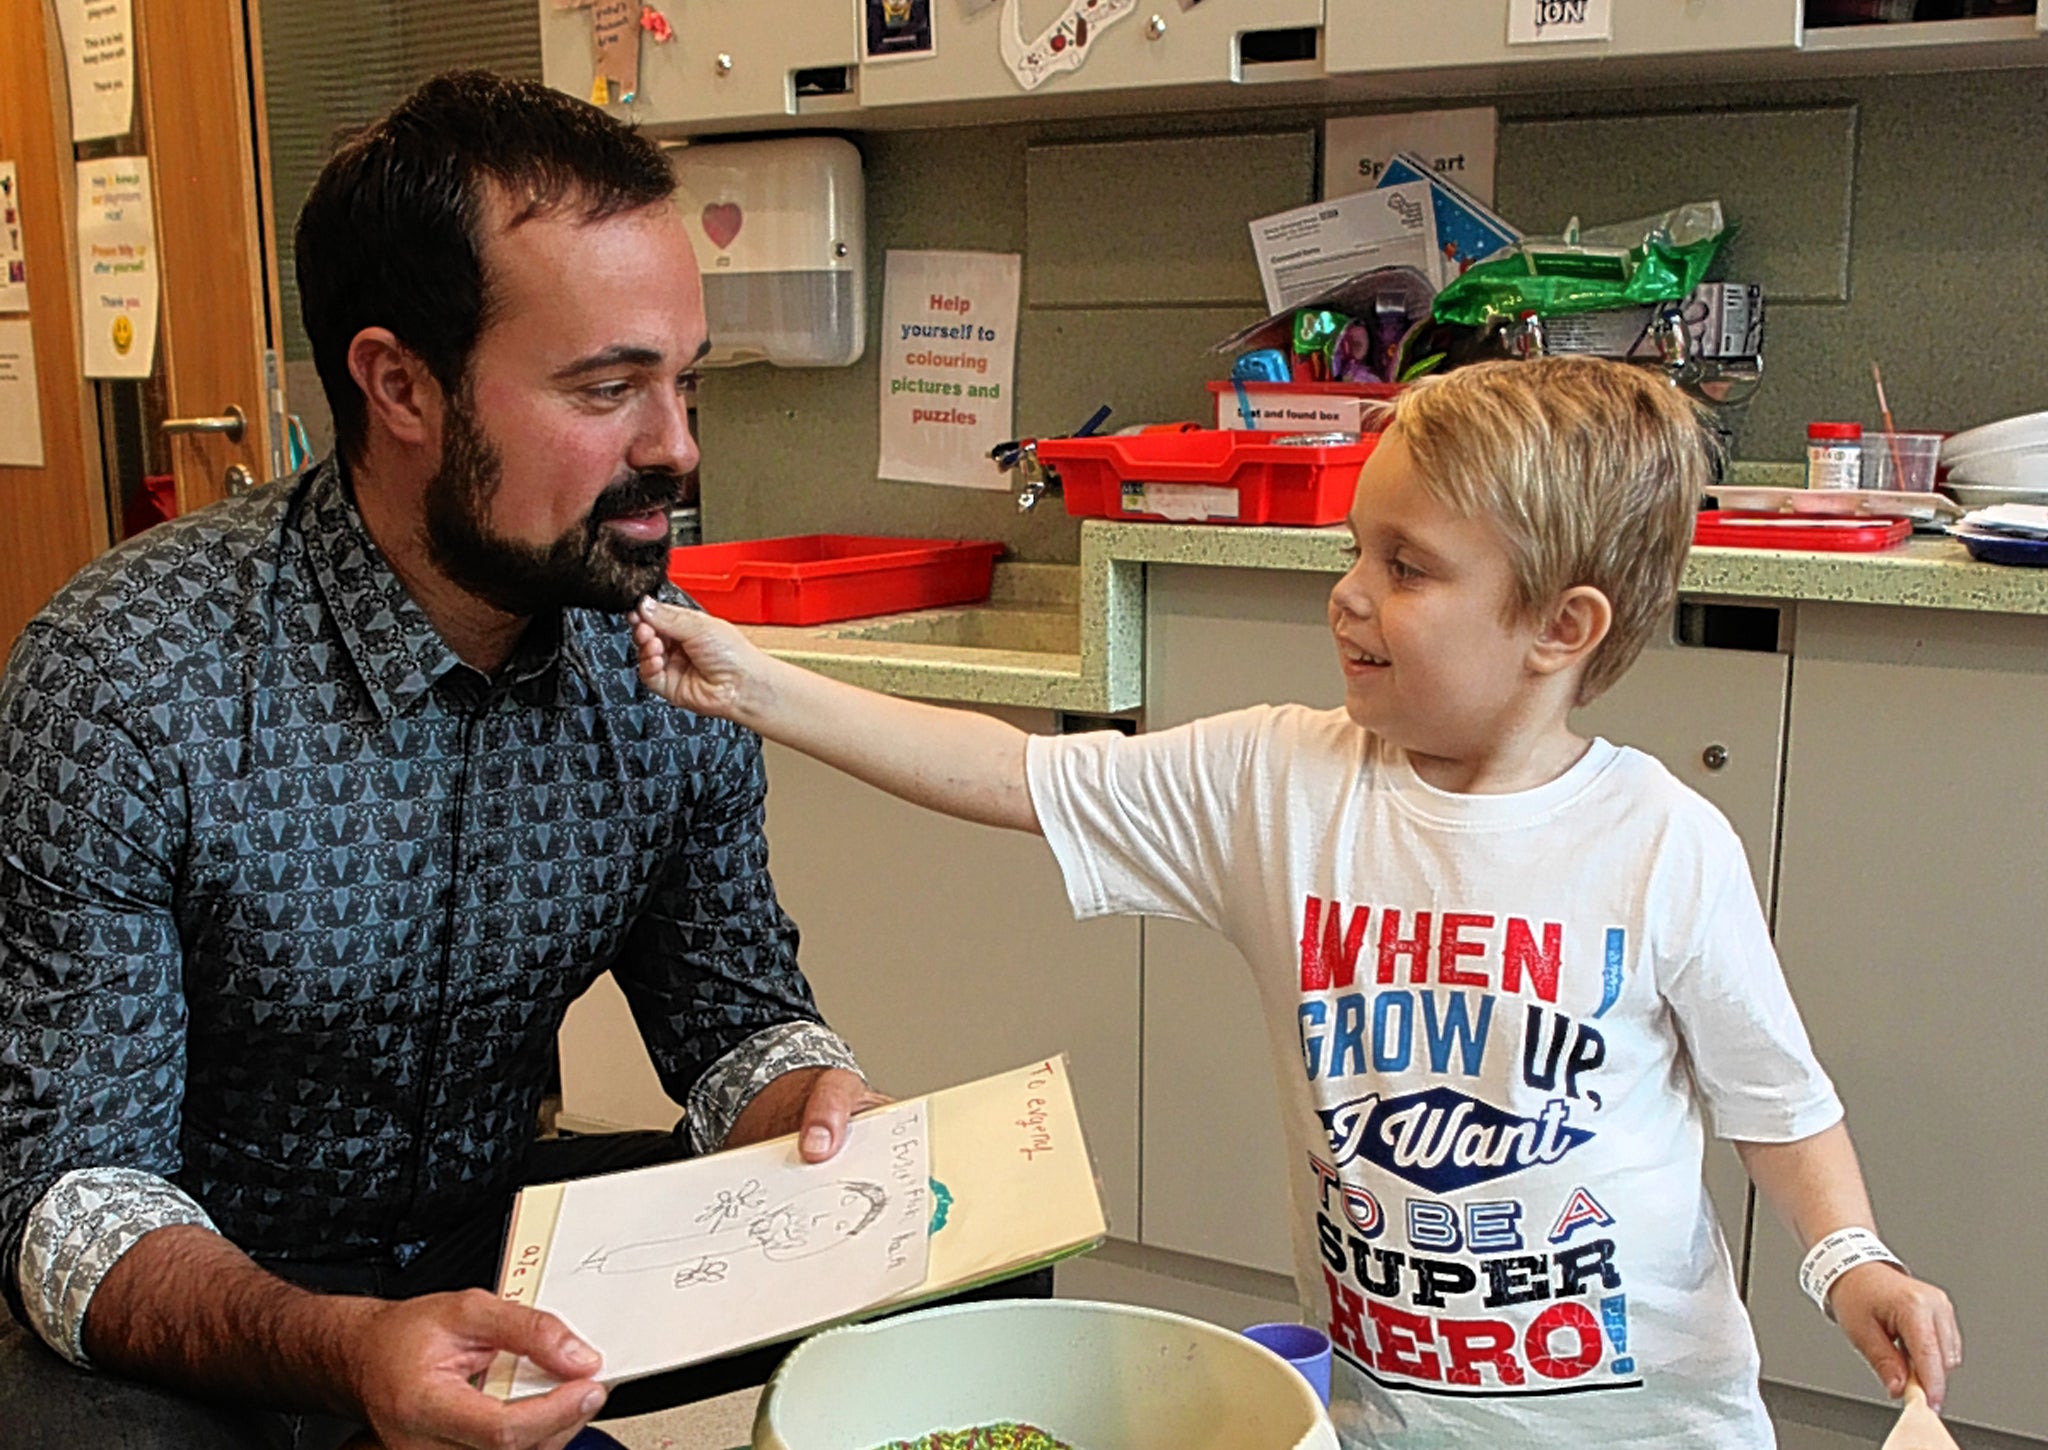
top-left (751, 515), bottom-right (2048, 713)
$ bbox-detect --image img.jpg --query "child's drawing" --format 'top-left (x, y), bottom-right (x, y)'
top-left (577, 1179), bottom-right (892, 1289)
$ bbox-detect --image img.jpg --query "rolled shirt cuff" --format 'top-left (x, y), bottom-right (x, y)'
top-left (684, 1020), bottom-right (864, 1156)
top-left (18, 1167), bottom-right (218, 1367)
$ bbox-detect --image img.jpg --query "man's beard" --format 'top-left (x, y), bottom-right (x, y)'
top-left (422, 398), bottom-right (680, 617)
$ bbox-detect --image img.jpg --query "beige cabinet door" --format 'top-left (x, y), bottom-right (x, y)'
top-left (1570, 610), bottom-right (1793, 1290)
top-left (1325, 0), bottom-right (1799, 74)
top-left (556, 713), bottom-right (1144, 1242)
top-left (859, 0), bottom-right (1324, 110)
top-left (1750, 604), bottom-right (2048, 1439)
top-left (760, 725), bottom-right (1143, 1238)
top-left (541, 0), bottom-right (860, 130)
top-left (1141, 565), bottom-right (1340, 1274)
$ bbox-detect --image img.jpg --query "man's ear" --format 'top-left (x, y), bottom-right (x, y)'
top-left (1530, 585), bottom-right (1613, 680)
top-left (345, 327), bottom-right (442, 451)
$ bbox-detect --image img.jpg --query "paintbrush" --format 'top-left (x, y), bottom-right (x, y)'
top-left (1871, 361), bottom-right (1908, 490)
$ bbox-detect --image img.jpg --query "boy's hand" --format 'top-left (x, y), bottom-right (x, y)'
top-left (1829, 1263), bottom-right (1962, 1411)
top-left (633, 597), bottom-right (766, 721)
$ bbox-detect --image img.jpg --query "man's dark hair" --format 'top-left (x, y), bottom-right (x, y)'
top-left (295, 71), bottom-right (676, 464)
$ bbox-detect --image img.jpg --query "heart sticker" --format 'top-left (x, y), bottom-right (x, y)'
top-left (701, 202), bottom-right (743, 250)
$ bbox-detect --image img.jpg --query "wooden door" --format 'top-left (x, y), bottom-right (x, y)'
top-left (0, 0), bottom-right (280, 656)
top-left (0, 1), bottom-right (106, 650)
top-left (136, 0), bottom-right (281, 514)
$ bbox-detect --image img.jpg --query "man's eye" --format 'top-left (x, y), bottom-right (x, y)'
top-left (677, 370), bottom-right (702, 394)
top-left (588, 381), bottom-right (631, 402)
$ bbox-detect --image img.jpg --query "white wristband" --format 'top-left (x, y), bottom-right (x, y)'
top-left (1799, 1227), bottom-right (1904, 1320)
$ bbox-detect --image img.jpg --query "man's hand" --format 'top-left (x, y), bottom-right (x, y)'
top-left (724, 1066), bottom-right (890, 1163)
top-left (344, 1289), bottom-right (607, 1450)
top-left (1830, 1263), bottom-right (1963, 1412)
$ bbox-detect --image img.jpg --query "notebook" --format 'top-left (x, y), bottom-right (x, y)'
top-left (483, 1055), bottom-right (1107, 1399)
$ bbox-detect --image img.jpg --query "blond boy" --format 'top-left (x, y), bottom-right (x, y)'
top-left (635, 359), bottom-right (1959, 1447)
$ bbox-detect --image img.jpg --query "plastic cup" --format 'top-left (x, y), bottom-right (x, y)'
top-left (1862, 431), bottom-right (1944, 492)
top-left (1243, 1321), bottom-right (1333, 1406)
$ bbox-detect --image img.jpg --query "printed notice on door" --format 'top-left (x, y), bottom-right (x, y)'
top-left (0, 319), bottom-right (46, 468)
top-left (76, 156), bottom-right (158, 379)
top-left (877, 250), bottom-right (1020, 490)
top-left (56, 0), bottom-right (136, 142)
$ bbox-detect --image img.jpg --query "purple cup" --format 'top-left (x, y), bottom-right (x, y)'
top-left (1243, 1320), bottom-right (1333, 1406)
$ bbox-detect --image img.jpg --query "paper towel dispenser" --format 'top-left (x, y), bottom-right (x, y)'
top-left (668, 136), bottom-right (865, 369)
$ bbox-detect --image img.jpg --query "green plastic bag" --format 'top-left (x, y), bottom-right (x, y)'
top-left (1433, 208), bottom-right (1732, 327)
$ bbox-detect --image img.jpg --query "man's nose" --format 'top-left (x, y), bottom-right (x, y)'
top-left (630, 386), bottom-right (699, 477)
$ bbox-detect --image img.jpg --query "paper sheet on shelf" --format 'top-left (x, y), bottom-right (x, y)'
top-left (1249, 181), bottom-right (1439, 315)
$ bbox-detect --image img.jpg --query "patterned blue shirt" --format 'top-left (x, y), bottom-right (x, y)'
top-left (0, 460), bottom-right (856, 1362)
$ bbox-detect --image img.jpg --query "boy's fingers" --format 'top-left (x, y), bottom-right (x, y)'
top-left (1899, 1314), bottom-right (1948, 1411)
top-left (1843, 1312), bottom-right (1907, 1398)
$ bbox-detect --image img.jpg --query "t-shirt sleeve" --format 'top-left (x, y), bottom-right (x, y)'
top-left (1660, 849), bottom-right (1844, 1144)
top-left (1025, 707), bottom-right (1272, 932)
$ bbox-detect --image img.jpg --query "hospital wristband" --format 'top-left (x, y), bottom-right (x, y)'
top-left (1799, 1227), bottom-right (1905, 1320)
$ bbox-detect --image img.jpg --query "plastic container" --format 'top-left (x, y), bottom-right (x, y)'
top-left (1694, 510), bottom-right (1910, 552)
top-left (1805, 422), bottom-right (1864, 491)
top-left (1861, 431), bottom-right (1945, 492)
top-left (1036, 428), bottom-right (1379, 526)
top-left (1243, 1322), bottom-right (1333, 1407)
top-left (752, 1299), bottom-right (1339, 1450)
top-left (666, 535), bottom-right (1004, 626)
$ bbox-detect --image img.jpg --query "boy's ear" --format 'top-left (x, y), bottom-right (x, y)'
top-left (1529, 585), bottom-right (1613, 680)
top-left (346, 326), bottom-right (444, 452)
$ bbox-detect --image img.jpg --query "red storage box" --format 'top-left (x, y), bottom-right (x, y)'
top-left (666, 534), bottom-right (1005, 626)
top-left (1036, 427), bottom-right (1378, 526)
top-left (1692, 510), bottom-right (1911, 552)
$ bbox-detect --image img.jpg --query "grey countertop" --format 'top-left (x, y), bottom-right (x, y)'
top-left (747, 518), bottom-right (2048, 713)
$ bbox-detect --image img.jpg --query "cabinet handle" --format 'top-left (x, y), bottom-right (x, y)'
top-left (1702, 743), bottom-right (1729, 771)
top-left (715, 53), bottom-right (733, 76)
top-left (1146, 14), bottom-right (1167, 39)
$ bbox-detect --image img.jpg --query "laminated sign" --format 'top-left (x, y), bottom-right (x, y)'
top-left (1507, 0), bottom-right (1612, 44)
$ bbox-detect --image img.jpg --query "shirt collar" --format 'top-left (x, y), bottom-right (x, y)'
top-left (297, 457), bottom-right (595, 720)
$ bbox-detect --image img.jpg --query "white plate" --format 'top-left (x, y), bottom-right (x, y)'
top-left (1940, 409), bottom-right (2048, 462)
top-left (1945, 451), bottom-right (2048, 489)
top-left (1943, 481), bottom-right (2048, 510)
top-left (1708, 486), bottom-right (1959, 522)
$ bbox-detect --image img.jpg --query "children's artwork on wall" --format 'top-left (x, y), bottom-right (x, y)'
top-left (867, 0), bottom-right (937, 60)
top-left (1000, 0), bottom-right (1137, 91)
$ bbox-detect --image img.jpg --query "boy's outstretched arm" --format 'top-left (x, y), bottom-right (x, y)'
top-left (633, 597), bottom-right (1040, 834)
top-left (1737, 1122), bottom-right (1962, 1410)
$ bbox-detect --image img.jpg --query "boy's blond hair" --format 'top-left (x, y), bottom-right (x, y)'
top-left (1390, 356), bottom-right (1714, 704)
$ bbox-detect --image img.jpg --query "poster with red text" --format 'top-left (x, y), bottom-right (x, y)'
top-left (878, 249), bottom-right (1019, 490)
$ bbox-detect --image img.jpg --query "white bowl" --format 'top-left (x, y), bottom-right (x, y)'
top-left (1946, 450), bottom-right (2048, 490)
top-left (1940, 409), bottom-right (2048, 463)
top-left (753, 1299), bottom-right (1339, 1450)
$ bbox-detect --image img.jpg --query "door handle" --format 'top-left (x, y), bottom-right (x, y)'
top-left (161, 405), bottom-right (247, 445)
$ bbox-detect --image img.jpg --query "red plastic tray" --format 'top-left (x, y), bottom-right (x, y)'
top-left (1035, 427), bottom-right (1379, 526)
top-left (666, 534), bottom-right (1004, 626)
top-left (1693, 510), bottom-right (1912, 552)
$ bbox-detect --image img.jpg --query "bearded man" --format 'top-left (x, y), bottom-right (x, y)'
top-left (0, 71), bottom-right (903, 1449)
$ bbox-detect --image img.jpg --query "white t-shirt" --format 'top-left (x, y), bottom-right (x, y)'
top-left (1027, 705), bottom-right (1842, 1450)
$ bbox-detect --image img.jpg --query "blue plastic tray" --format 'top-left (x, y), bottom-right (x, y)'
top-left (1951, 528), bottom-right (2048, 567)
